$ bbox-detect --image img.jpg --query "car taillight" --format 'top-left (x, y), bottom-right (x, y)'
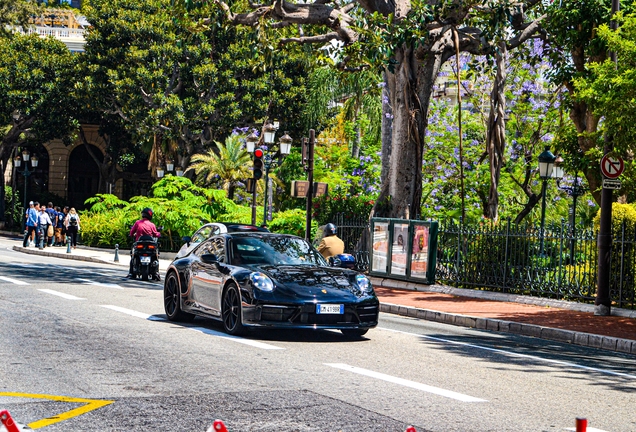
top-left (148, 245), bottom-right (155, 249)
top-left (136, 244), bottom-right (144, 249)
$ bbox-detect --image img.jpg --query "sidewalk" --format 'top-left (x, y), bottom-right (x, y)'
top-left (7, 235), bottom-right (636, 355)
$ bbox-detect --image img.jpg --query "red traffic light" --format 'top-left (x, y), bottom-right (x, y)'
top-left (254, 148), bottom-right (264, 158)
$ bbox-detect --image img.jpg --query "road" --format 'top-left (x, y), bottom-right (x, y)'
top-left (1, 239), bottom-right (635, 431)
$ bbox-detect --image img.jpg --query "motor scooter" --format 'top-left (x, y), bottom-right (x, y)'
top-left (130, 229), bottom-right (162, 281)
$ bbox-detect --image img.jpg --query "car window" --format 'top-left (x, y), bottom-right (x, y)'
top-left (192, 226), bottom-right (211, 244)
top-left (231, 236), bottom-right (326, 266)
top-left (208, 238), bottom-right (226, 263)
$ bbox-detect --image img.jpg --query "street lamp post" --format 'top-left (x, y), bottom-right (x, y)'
top-left (156, 160), bottom-right (185, 179)
top-left (13, 150), bottom-right (39, 231)
top-left (245, 123), bottom-right (292, 225)
top-left (557, 169), bottom-right (587, 264)
top-left (537, 146), bottom-right (557, 256)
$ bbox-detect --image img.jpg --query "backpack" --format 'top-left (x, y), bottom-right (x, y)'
top-left (69, 215), bottom-right (78, 226)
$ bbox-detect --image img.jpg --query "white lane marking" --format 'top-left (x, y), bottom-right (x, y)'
top-left (326, 363), bottom-right (486, 402)
top-left (187, 326), bottom-right (284, 350)
top-left (0, 276), bottom-right (30, 285)
top-left (38, 289), bottom-right (85, 300)
top-left (379, 327), bottom-right (636, 380)
top-left (75, 278), bottom-right (123, 289)
top-left (100, 305), bottom-right (284, 350)
top-left (100, 305), bottom-right (163, 320)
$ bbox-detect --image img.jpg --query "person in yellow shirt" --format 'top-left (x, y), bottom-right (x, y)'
top-left (317, 223), bottom-right (345, 259)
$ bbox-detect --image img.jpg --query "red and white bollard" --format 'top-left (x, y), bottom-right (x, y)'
top-left (0, 410), bottom-right (21, 432)
top-left (405, 427), bottom-right (417, 432)
top-left (206, 419), bottom-right (228, 432)
top-left (576, 417), bottom-right (587, 432)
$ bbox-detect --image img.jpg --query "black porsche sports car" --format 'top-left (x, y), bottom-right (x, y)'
top-left (163, 232), bottom-right (379, 337)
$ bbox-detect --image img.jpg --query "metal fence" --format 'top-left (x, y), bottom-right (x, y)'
top-left (436, 219), bottom-right (636, 309)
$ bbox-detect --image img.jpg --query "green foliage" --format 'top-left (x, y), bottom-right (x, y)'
top-left (80, 176), bottom-right (242, 248)
top-left (267, 208), bottom-right (314, 237)
top-left (0, 0), bottom-right (42, 37)
top-left (312, 188), bottom-right (374, 225)
top-left (574, 13), bottom-right (636, 157)
top-left (0, 33), bottom-right (79, 145)
top-left (187, 134), bottom-right (252, 199)
top-left (593, 202), bottom-right (636, 231)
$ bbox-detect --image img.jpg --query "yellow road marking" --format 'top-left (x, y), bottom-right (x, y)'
top-left (0, 392), bottom-right (114, 429)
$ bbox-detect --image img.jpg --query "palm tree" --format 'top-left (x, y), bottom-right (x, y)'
top-left (187, 134), bottom-right (251, 200)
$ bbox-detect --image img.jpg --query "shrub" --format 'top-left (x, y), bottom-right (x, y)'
top-left (268, 209), bottom-right (317, 238)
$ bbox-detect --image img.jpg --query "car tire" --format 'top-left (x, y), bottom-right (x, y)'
top-left (141, 265), bottom-right (149, 281)
top-left (164, 272), bottom-right (195, 322)
top-left (341, 329), bottom-right (368, 338)
top-left (222, 283), bottom-right (244, 335)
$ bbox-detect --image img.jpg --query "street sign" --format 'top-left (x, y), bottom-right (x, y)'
top-left (313, 182), bottom-right (328, 197)
top-left (291, 180), bottom-right (310, 198)
top-left (600, 155), bottom-right (624, 179)
top-left (602, 178), bottom-right (622, 190)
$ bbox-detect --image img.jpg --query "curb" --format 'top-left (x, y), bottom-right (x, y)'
top-left (370, 276), bottom-right (636, 319)
top-left (12, 245), bottom-right (122, 266)
top-left (379, 302), bottom-right (636, 355)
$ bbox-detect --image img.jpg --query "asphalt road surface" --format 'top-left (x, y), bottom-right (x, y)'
top-left (1, 239), bottom-right (635, 432)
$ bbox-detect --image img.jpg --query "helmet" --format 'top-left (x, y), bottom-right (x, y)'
top-left (141, 207), bottom-right (154, 221)
top-left (324, 223), bottom-right (337, 236)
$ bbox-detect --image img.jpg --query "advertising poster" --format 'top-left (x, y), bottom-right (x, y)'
top-left (410, 224), bottom-right (429, 279)
top-left (390, 223), bottom-right (409, 276)
top-left (371, 222), bottom-right (389, 273)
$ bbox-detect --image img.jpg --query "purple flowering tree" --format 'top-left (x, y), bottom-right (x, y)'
top-left (210, 0), bottom-right (545, 219)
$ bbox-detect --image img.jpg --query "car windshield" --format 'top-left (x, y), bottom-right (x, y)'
top-left (231, 236), bottom-right (327, 266)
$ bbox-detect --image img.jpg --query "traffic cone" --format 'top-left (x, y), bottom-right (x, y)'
top-left (206, 420), bottom-right (228, 432)
top-left (114, 244), bottom-right (120, 262)
top-left (0, 410), bottom-right (22, 432)
top-left (576, 418), bottom-right (587, 432)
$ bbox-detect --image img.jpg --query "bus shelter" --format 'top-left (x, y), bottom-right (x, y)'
top-left (369, 218), bottom-right (438, 284)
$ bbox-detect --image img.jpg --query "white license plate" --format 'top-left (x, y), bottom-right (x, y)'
top-left (316, 304), bottom-right (344, 314)
top-left (140, 256), bottom-right (151, 263)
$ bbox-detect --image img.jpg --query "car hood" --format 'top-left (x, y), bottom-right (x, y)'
top-left (251, 264), bottom-right (373, 300)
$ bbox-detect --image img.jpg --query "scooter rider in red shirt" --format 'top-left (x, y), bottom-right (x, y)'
top-left (127, 208), bottom-right (161, 278)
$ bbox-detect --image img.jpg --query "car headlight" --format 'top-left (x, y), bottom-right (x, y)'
top-left (250, 272), bottom-right (274, 292)
top-left (355, 274), bottom-right (372, 293)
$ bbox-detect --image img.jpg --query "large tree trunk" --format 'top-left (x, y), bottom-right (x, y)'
top-left (485, 43), bottom-right (507, 221)
top-left (373, 47), bottom-right (441, 219)
top-left (379, 72), bottom-right (393, 189)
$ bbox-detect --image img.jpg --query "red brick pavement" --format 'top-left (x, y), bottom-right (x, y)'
top-left (375, 287), bottom-right (636, 341)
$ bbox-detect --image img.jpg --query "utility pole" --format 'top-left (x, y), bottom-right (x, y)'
top-left (304, 131), bottom-right (315, 241)
top-left (596, 0), bottom-right (620, 316)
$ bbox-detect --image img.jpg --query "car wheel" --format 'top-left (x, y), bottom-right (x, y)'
top-left (164, 272), bottom-right (195, 322)
top-left (222, 283), bottom-right (244, 335)
top-left (341, 329), bottom-right (368, 338)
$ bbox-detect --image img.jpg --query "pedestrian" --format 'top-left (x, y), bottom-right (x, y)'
top-left (37, 205), bottom-right (53, 249)
top-left (54, 206), bottom-right (64, 246)
top-left (24, 201), bottom-right (38, 247)
top-left (45, 202), bottom-right (57, 247)
top-left (61, 206), bottom-right (69, 245)
top-left (64, 207), bottom-right (80, 249)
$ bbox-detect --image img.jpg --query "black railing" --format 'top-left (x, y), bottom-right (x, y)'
top-left (436, 219), bottom-right (636, 309)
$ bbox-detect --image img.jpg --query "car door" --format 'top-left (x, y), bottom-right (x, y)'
top-left (190, 239), bottom-right (224, 317)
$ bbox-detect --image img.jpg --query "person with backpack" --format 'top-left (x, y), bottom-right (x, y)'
top-left (64, 208), bottom-right (81, 249)
top-left (45, 202), bottom-right (57, 247)
top-left (53, 206), bottom-right (64, 246)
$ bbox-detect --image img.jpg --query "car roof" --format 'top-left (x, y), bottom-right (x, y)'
top-left (222, 223), bottom-right (269, 233)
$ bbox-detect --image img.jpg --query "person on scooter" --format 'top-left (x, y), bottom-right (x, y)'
top-left (127, 208), bottom-right (161, 278)
top-left (317, 223), bottom-right (344, 259)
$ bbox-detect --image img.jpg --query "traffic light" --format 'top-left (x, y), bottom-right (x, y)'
top-left (253, 148), bottom-right (264, 179)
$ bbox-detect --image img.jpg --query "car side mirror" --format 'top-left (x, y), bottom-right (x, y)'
top-left (201, 253), bottom-right (218, 264)
top-left (182, 236), bottom-right (192, 246)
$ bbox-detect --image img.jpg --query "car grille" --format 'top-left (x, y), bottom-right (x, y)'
top-left (259, 303), bottom-right (379, 325)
